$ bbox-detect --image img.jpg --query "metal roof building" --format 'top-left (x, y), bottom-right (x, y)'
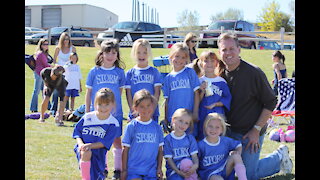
top-left (25, 4), bottom-right (118, 30)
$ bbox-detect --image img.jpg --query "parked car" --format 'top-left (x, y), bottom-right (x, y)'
top-left (283, 43), bottom-right (295, 50)
top-left (257, 41), bottom-right (281, 50)
top-left (97, 21), bottom-right (164, 47)
top-left (25, 27), bottom-right (45, 43)
top-left (27, 26), bottom-right (94, 47)
top-left (198, 20), bottom-right (257, 49)
top-left (166, 35), bottom-right (184, 48)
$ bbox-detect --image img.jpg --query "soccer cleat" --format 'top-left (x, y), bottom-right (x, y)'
top-left (160, 120), bottom-right (172, 133)
top-left (112, 170), bottom-right (121, 180)
top-left (103, 169), bottom-right (108, 178)
top-left (277, 144), bottom-right (293, 174)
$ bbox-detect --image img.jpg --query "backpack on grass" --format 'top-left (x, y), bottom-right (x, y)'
top-left (25, 54), bottom-right (36, 71)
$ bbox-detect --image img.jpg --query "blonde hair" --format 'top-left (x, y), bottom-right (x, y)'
top-left (169, 42), bottom-right (190, 64)
top-left (58, 32), bottom-right (72, 49)
top-left (217, 33), bottom-right (239, 48)
top-left (131, 38), bottom-right (153, 62)
top-left (94, 88), bottom-right (115, 107)
top-left (95, 39), bottom-right (126, 69)
top-left (184, 32), bottom-right (197, 45)
top-left (171, 108), bottom-right (194, 133)
top-left (203, 113), bottom-right (228, 136)
top-left (132, 89), bottom-right (156, 109)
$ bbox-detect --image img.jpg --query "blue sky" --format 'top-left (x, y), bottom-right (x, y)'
top-left (25, 0), bottom-right (294, 28)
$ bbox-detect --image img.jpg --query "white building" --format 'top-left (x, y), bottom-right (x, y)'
top-left (25, 4), bottom-right (118, 30)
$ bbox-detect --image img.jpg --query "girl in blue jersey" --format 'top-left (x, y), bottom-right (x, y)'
top-left (198, 113), bottom-right (247, 180)
top-left (194, 51), bottom-right (232, 140)
top-left (73, 88), bottom-right (121, 180)
top-left (121, 89), bottom-right (164, 180)
top-left (164, 108), bottom-right (199, 180)
top-left (85, 39), bottom-right (126, 178)
top-left (162, 42), bottom-right (200, 136)
top-left (125, 39), bottom-right (162, 122)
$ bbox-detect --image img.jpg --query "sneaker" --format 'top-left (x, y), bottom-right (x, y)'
top-left (103, 169), bottom-right (108, 178)
top-left (160, 120), bottom-right (172, 133)
top-left (112, 170), bottom-right (121, 180)
top-left (277, 144), bottom-right (293, 174)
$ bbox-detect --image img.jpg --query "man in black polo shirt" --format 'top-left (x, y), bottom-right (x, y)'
top-left (39, 65), bottom-right (68, 126)
top-left (218, 33), bottom-right (292, 179)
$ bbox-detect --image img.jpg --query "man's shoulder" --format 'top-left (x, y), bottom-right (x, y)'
top-left (241, 59), bottom-right (264, 75)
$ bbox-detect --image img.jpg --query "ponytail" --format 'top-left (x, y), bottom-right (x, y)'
top-left (191, 58), bottom-right (202, 76)
top-left (281, 54), bottom-right (285, 65)
top-left (95, 51), bottom-right (104, 67)
top-left (215, 60), bottom-right (226, 76)
top-left (273, 50), bottom-right (285, 65)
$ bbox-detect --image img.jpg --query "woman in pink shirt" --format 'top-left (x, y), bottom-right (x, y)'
top-left (30, 39), bottom-right (51, 112)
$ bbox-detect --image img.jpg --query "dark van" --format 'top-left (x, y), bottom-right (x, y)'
top-left (198, 20), bottom-right (257, 49)
top-left (97, 21), bottom-right (163, 47)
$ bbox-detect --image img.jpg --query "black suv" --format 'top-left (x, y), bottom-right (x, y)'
top-left (97, 21), bottom-right (163, 47)
top-left (198, 20), bottom-right (257, 49)
top-left (28, 26), bottom-right (94, 47)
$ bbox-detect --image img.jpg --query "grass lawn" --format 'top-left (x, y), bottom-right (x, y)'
top-left (25, 44), bottom-right (295, 179)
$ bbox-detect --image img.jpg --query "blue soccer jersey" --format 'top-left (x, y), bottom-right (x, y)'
top-left (86, 66), bottom-right (125, 119)
top-left (162, 67), bottom-right (200, 123)
top-left (73, 112), bottom-right (120, 180)
top-left (125, 66), bottom-right (162, 118)
top-left (198, 76), bottom-right (232, 139)
top-left (163, 132), bottom-right (198, 178)
top-left (122, 118), bottom-right (164, 177)
top-left (198, 136), bottom-right (242, 180)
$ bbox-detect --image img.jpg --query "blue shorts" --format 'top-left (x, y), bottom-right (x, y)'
top-left (65, 89), bottom-right (79, 97)
top-left (114, 115), bottom-right (123, 137)
top-left (204, 168), bottom-right (235, 180)
top-left (127, 173), bottom-right (157, 180)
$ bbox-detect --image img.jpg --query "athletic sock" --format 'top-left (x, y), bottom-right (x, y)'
top-left (105, 151), bottom-right (108, 170)
top-left (234, 163), bottom-right (247, 180)
top-left (80, 161), bottom-right (91, 180)
top-left (113, 148), bottom-right (122, 171)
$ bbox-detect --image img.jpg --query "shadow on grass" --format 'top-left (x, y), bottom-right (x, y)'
top-left (262, 173), bottom-right (295, 180)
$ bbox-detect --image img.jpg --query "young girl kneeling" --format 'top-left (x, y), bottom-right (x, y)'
top-left (73, 88), bottom-right (120, 180)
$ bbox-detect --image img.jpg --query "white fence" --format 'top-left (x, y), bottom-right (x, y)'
top-left (25, 27), bottom-right (295, 49)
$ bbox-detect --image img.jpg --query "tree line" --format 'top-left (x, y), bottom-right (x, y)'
top-left (177, 0), bottom-right (295, 32)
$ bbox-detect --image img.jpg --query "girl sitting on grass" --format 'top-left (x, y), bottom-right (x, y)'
top-left (73, 88), bottom-right (120, 180)
top-left (198, 113), bottom-right (247, 180)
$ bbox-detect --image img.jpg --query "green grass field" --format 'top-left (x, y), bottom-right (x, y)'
top-left (25, 44), bottom-right (295, 179)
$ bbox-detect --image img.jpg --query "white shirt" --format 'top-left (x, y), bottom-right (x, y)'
top-left (63, 62), bottom-right (82, 90)
top-left (57, 46), bottom-right (73, 66)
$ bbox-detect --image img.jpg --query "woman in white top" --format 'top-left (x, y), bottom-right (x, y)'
top-left (53, 32), bottom-right (76, 65)
top-left (50, 32), bottom-right (76, 115)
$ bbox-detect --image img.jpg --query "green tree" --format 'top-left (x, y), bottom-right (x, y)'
top-left (176, 9), bottom-right (201, 32)
top-left (258, 1), bottom-right (293, 31)
top-left (210, 8), bottom-right (244, 23)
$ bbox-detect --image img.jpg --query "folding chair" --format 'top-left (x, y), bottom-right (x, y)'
top-left (153, 56), bottom-right (172, 133)
top-left (268, 78), bottom-right (295, 133)
top-left (152, 55), bottom-right (171, 81)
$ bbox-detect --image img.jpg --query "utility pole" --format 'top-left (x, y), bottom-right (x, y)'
top-left (137, 0), bottom-right (140, 21)
top-left (142, 2), bottom-right (144, 22)
top-left (132, 0), bottom-right (135, 21)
